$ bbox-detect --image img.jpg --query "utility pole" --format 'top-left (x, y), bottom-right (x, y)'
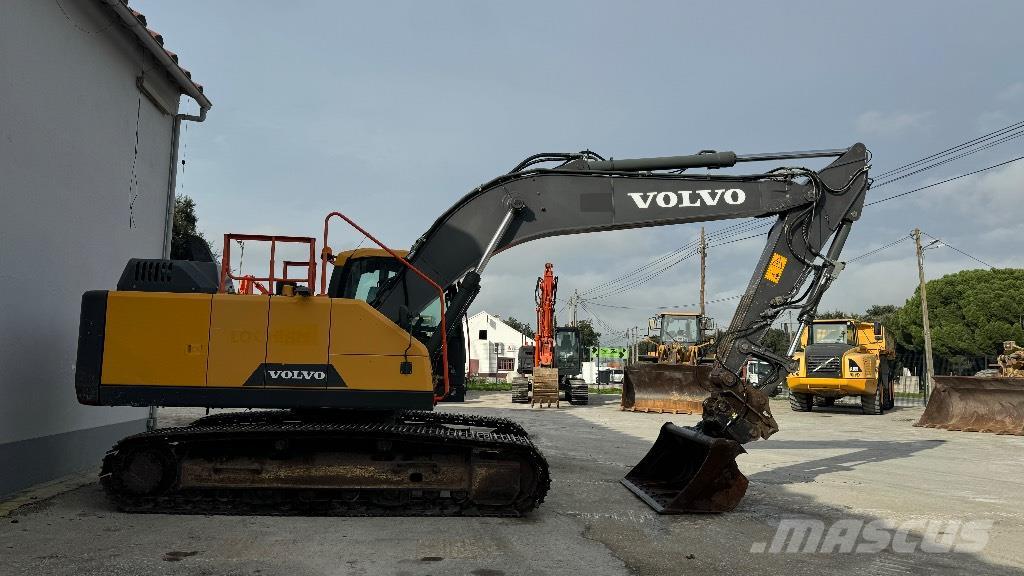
top-left (570, 290), bottom-right (579, 328)
top-left (699, 226), bottom-right (707, 316)
top-left (913, 228), bottom-right (936, 390)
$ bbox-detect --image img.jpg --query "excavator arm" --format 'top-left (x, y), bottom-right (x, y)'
top-left (372, 143), bottom-right (870, 512)
top-left (375, 144), bottom-right (869, 433)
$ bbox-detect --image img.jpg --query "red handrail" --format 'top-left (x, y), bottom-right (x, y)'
top-left (220, 234), bottom-right (316, 294)
top-left (322, 212), bottom-right (450, 403)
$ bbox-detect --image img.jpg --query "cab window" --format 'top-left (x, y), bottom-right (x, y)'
top-left (811, 323), bottom-right (855, 345)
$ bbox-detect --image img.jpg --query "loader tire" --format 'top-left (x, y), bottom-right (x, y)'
top-left (789, 392), bottom-right (813, 412)
top-left (861, 379), bottom-right (884, 415)
top-left (813, 396), bottom-right (835, 407)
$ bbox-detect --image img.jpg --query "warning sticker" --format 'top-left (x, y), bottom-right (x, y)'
top-left (764, 253), bottom-right (788, 284)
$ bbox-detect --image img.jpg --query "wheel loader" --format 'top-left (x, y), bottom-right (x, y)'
top-left (620, 310), bottom-right (716, 414)
top-left (786, 319), bottom-right (897, 414)
top-left (916, 325), bottom-right (1024, 435)
top-left (75, 143), bottom-right (871, 515)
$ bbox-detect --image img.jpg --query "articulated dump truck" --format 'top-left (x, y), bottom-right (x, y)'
top-left (786, 319), bottom-right (897, 414)
top-left (916, 338), bottom-right (1024, 435)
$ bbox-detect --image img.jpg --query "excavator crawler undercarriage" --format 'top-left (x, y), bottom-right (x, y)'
top-left (101, 410), bottom-right (548, 517)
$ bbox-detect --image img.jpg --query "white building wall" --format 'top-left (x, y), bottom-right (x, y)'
top-left (0, 0), bottom-right (186, 493)
top-left (466, 311), bottom-right (533, 376)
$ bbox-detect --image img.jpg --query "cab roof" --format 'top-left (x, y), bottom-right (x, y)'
top-left (333, 248), bottom-right (408, 267)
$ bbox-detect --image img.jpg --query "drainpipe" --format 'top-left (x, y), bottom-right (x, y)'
top-left (148, 105), bottom-right (207, 432)
top-left (161, 105), bottom-right (209, 259)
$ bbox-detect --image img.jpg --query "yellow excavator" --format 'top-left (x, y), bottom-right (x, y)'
top-left (76, 144), bottom-right (871, 515)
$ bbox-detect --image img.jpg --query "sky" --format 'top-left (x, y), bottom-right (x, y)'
top-left (133, 0), bottom-right (1023, 345)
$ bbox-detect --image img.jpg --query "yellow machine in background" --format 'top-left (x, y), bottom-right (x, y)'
top-left (621, 311), bottom-right (716, 414)
top-left (787, 319), bottom-right (896, 414)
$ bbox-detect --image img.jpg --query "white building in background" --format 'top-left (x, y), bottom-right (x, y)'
top-left (0, 0), bottom-right (211, 496)
top-left (466, 311), bottom-right (534, 379)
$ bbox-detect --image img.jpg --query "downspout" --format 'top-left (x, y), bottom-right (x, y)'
top-left (161, 105), bottom-right (209, 259)
top-left (150, 105), bottom-right (207, 432)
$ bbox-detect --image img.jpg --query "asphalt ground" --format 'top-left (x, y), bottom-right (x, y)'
top-left (2, 391), bottom-right (1022, 576)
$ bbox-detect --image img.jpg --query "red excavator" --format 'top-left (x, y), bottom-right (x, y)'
top-left (511, 264), bottom-right (588, 406)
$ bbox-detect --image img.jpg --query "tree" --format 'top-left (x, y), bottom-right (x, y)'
top-left (888, 268), bottom-right (1024, 357)
top-left (761, 327), bottom-right (792, 356)
top-left (863, 304), bottom-right (899, 326)
top-left (503, 316), bottom-right (535, 338)
top-left (575, 320), bottom-right (601, 350)
top-left (170, 195), bottom-right (212, 260)
top-left (817, 310), bottom-right (860, 320)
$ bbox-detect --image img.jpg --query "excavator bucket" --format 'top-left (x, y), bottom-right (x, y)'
top-left (915, 376), bottom-right (1024, 435)
top-left (622, 423), bottom-right (748, 513)
top-left (621, 363), bottom-right (711, 414)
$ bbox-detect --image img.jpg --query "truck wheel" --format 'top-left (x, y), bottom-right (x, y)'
top-left (881, 377), bottom-right (895, 410)
top-left (511, 377), bottom-right (530, 403)
top-left (789, 392), bottom-right (813, 412)
top-left (813, 396), bottom-right (835, 407)
top-left (861, 380), bottom-right (883, 415)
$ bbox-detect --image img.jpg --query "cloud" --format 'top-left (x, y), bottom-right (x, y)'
top-left (913, 159), bottom-right (1024, 228)
top-left (976, 110), bottom-right (1011, 132)
top-left (996, 81), bottom-right (1024, 101)
top-left (855, 110), bottom-right (932, 136)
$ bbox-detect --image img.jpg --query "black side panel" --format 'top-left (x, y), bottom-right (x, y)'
top-left (98, 386), bottom-right (435, 410)
top-left (518, 346), bottom-right (535, 375)
top-left (75, 290), bottom-right (108, 405)
top-left (116, 258), bottom-right (219, 293)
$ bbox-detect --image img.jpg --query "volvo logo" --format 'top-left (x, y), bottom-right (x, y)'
top-left (268, 370), bottom-right (327, 380)
top-left (627, 189), bottom-right (746, 209)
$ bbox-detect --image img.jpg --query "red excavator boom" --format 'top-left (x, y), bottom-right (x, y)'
top-left (534, 263), bottom-right (558, 368)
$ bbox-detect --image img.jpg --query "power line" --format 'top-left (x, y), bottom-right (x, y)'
top-left (585, 293), bottom-right (745, 311)
top-left (871, 128), bottom-right (1024, 189)
top-left (865, 155), bottom-right (1024, 206)
top-left (920, 231), bottom-right (996, 269)
top-left (845, 234), bottom-right (912, 263)
top-left (874, 119), bottom-right (1024, 179)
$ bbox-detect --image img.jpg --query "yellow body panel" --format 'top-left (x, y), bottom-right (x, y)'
top-left (329, 299), bottom-right (431, 392)
top-left (101, 292), bottom-right (211, 387)
top-left (208, 294), bottom-right (269, 387)
top-left (267, 296), bottom-right (331, 367)
top-left (100, 291), bottom-right (432, 394)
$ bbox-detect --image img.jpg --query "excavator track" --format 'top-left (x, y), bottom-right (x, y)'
top-left (101, 411), bottom-right (548, 517)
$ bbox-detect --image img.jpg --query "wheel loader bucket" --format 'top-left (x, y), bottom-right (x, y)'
top-left (621, 363), bottom-right (711, 414)
top-left (915, 376), bottom-right (1024, 435)
top-left (622, 423), bottom-right (748, 513)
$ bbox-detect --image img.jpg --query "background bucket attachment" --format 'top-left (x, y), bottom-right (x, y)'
top-left (622, 423), bottom-right (748, 513)
top-left (621, 363), bottom-right (711, 414)
top-left (915, 376), bottom-right (1024, 435)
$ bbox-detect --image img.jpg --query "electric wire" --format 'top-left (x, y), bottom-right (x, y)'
top-left (920, 231), bottom-right (996, 269)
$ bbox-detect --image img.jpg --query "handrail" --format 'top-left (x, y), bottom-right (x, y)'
top-left (322, 212), bottom-right (450, 403)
